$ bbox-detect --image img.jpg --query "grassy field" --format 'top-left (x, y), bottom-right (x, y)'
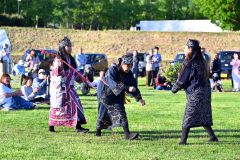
top-left (0, 78), bottom-right (240, 160)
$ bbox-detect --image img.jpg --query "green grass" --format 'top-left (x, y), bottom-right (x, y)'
top-left (1, 78), bottom-right (240, 160)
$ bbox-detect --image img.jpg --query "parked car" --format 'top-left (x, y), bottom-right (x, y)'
top-left (171, 52), bottom-right (211, 67)
top-left (83, 53), bottom-right (108, 75)
top-left (22, 49), bottom-right (58, 72)
top-left (216, 51), bottom-right (240, 78)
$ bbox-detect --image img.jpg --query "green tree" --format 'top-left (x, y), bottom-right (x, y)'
top-left (193, 0), bottom-right (240, 31)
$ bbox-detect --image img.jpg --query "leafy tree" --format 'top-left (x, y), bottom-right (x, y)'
top-left (193, 0), bottom-right (240, 31)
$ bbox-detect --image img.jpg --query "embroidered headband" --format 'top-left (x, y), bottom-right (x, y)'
top-left (121, 55), bottom-right (133, 65)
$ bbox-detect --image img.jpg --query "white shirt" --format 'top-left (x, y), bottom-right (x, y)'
top-left (75, 53), bottom-right (86, 69)
top-left (21, 85), bottom-right (36, 101)
top-left (0, 83), bottom-right (13, 104)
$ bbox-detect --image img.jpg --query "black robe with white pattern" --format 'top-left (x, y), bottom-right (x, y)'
top-left (172, 61), bottom-right (213, 128)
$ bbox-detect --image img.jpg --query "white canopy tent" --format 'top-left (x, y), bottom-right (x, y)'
top-left (136, 20), bottom-right (223, 32)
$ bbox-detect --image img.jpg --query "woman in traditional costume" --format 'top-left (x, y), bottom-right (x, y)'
top-left (96, 54), bottom-right (145, 140)
top-left (48, 37), bottom-right (89, 133)
top-left (172, 39), bottom-right (218, 145)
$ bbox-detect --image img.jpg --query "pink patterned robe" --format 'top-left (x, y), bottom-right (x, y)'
top-left (49, 57), bottom-right (87, 127)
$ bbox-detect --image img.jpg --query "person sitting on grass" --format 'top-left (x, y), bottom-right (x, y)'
top-left (0, 73), bottom-right (37, 111)
top-left (210, 73), bottom-right (223, 92)
top-left (155, 72), bottom-right (172, 90)
top-left (21, 76), bottom-right (46, 102)
top-left (32, 69), bottom-right (49, 100)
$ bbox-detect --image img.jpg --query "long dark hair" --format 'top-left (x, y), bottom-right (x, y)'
top-left (58, 49), bottom-right (77, 70)
top-left (57, 37), bottom-right (77, 70)
top-left (180, 39), bottom-right (209, 82)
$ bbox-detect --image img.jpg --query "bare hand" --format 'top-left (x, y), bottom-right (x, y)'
top-left (129, 86), bottom-right (136, 92)
top-left (33, 87), bottom-right (39, 93)
top-left (139, 99), bottom-right (145, 106)
top-left (15, 90), bottom-right (23, 96)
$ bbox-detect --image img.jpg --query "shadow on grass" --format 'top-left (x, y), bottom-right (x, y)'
top-left (129, 129), bottom-right (240, 142)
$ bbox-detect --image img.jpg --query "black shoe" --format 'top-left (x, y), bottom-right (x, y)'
top-left (76, 127), bottom-right (89, 133)
top-left (49, 126), bottom-right (55, 132)
top-left (125, 133), bottom-right (139, 140)
top-left (96, 129), bottom-right (101, 137)
top-left (179, 141), bottom-right (187, 145)
top-left (208, 137), bottom-right (219, 142)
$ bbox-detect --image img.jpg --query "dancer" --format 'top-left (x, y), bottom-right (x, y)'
top-left (48, 37), bottom-right (89, 133)
top-left (172, 39), bottom-right (218, 145)
top-left (96, 54), bottom-right (145, 140)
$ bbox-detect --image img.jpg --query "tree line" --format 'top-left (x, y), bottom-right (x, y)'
top-left (0, 0), bottom-right (239, 31)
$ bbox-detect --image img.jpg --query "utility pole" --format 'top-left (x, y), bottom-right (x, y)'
top-left (17, 0), bottom-right (21, 16)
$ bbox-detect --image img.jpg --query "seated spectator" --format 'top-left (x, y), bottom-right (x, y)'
top-left (210, 73), bottom-right (223, 92)
top-left (155, 74), bottom-right (172, 90)
top-left (0, 74), bottom-right (36, 111)
top-left (32, 69), bottom-right (49, 100)
top-left (21, 76), bottom-right (45, 102)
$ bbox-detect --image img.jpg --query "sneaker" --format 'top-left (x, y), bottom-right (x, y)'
top-left (76, 127), bottom-right (89, 133)
top-left (208, 137), bottom-right (219, 142)
top-left (32, 104), bottom-right (38, 109)
top-left (96, 129), bottom-right (101, 137)
top-left (179, 141), bottom-right (187, 145)
top-left (125, 133), bottom-right (139, 140)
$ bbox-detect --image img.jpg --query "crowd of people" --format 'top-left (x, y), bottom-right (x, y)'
top-left (1, 37), bottom-right (239, 144)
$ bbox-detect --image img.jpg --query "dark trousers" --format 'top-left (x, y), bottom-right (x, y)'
top-left (146, 70), bottom-right (154, 86)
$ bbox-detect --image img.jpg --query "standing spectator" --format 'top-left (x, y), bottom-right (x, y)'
top-left (32, 69), bottom-right (49, 100)
top-left (211, 53), bottom-right (221, 78)
top-left (25, 49), bottom-right (40, 73)
top-left (131, 50), bottom-right (139, 85)
top-left (145, 49), bottom-right (154, 86)
top-left (75, 47), bottom-right (86, 74)
top-left (0, 43), bottom-right (13, 74)
top-left (0, 74), bottom-right (36, 111)
top-left (153, 47), bottom-right (162, 84)
top-left (12, 60), bottom-right (28, 85)
top-left (230, 53), bottom-right (240, 91)
top-left (172, 39), bottom-right (218, 145)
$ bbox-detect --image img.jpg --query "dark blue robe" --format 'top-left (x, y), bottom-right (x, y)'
top-left (96, 65), bottom-right (142, 130)
top-left (172, 61), bottom-right (213, 128)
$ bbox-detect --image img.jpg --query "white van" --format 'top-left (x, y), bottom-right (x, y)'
top-left (0, 30), bottom-right (13, 74)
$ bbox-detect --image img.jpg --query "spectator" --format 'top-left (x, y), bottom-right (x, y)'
top-left (0, 73), bottom-right (36, 111)
top-left (25, 49), bottom-right (40, 72)
top-left (230, 53), bottom-right (240, 91)
top-left (210, 73), bottom-right (223, 92)
top-left (75, 48), bottom-right (86, 74)
top-left (83, 66), bottom-right (94, 82)
top-left (0, 43), bottom-right (13, 74)
top-left (91, 70), bottom-right (106, 88)
top-left (21, 76), bottom-right (45, 102)
top-left (12, 60), bottom-right (28, 85)
top-left (211, 53), bottom-right (221, 78)
top-left (155, 72), bottom-right (172, 90)
top-left (131, 50), bottom-right (139, 85)
top-left (32, 69), bottom-right (49, 99)
top-left (145, 49), bottom-right (154, 86)
top-left (153, 46), bottom-right (162, 83)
